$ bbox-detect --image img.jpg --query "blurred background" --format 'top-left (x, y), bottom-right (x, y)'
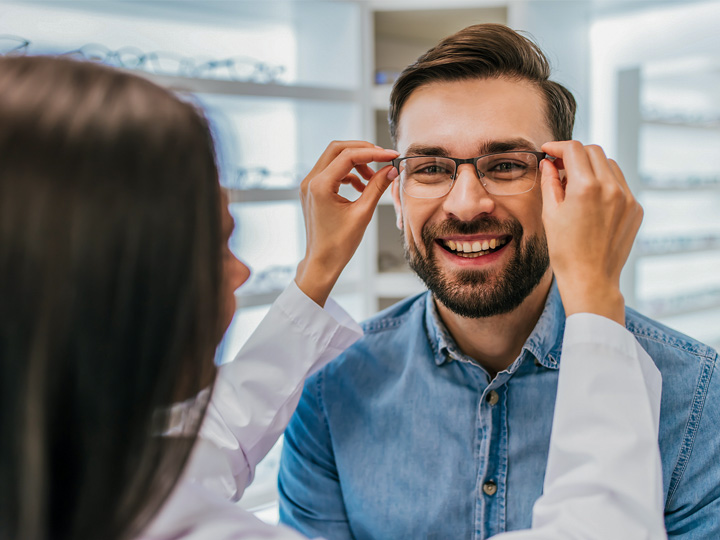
top-left (3, 0), bottom-right (719, 521)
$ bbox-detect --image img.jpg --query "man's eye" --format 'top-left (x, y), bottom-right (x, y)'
top-left (419, 165), bottom-right (447, 175)
top-left (492, 161), bottom-right (525, 172)
top-left (408, 161), bottom-right (451, 175)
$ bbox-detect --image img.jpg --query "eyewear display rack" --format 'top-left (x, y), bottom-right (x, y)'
top-left (0, 0), bottom-right (372, 518)
top-left (139, 73), bottom-right (367, 310)
top-left (617, 66), bottom-right (720, 350)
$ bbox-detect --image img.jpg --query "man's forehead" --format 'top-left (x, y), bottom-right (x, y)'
top-left (395, 78), bottom-right (552, 153)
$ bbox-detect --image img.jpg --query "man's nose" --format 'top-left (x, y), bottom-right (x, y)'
top-left (442, 163), bottom-right (495, 221)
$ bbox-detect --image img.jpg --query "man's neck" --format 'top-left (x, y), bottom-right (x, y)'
top-left (434, 271), bottom-right (553, 378)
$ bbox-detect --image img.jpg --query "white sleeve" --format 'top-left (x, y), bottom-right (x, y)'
top-left (495, 313), bottom-right (667, 540)
top-left (187, 281), bottom-right (363, 501)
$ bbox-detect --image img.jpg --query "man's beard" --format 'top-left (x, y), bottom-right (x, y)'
top-left (404, 216), bottom-right (549, 318)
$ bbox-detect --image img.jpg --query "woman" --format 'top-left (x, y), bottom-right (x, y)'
top-left (0, 55), bottom-right (665, 540)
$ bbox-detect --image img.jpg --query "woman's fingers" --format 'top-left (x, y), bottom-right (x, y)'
top-left (539, 140), bottom-right (640, 324)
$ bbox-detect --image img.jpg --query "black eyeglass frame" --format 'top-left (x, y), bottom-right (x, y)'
top-left (391, 151), bottom-right (553, 198)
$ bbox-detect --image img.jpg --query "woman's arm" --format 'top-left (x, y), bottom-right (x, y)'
top-left (189, 142), bottom-right (399, 499)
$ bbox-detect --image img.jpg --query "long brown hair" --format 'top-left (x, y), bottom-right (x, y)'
top-left (388, 23), bottom-right (577, 144)
top-left (0, 56), bottom-right (224, 539)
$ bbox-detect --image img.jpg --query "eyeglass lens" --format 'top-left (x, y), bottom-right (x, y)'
top-left (399, 152), bottom-right (540, 198)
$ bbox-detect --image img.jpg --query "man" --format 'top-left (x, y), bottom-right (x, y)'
top-left (278, 24), bottom-right (720, 538)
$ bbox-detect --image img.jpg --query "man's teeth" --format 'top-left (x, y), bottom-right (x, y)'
top-left (444, 237), bottom-right (507, 257)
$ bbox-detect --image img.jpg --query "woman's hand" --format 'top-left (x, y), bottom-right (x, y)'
top-left (540, 141), bottom-right (643, 325)
top-left (295, 140), bottom-right (399, 306)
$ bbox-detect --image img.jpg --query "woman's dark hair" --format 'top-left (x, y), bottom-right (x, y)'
top-left (388, 23), bottom-right (577, 144)
top-left (0, 56), bottom-right (224, 539)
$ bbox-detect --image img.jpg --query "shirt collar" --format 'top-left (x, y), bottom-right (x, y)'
top-left (521, 279), bottom-right (565, 369)
top-left (422, 279), bottom-right (566, 370)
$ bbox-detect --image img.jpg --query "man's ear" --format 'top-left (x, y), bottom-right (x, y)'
top-left (391, 178), bottom-right (403, 230)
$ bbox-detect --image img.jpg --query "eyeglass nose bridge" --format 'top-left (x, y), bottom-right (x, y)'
top-left (450, 157), bottom-right (489, 188)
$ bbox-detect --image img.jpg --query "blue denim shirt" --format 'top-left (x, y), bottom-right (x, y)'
top-left (279, 283), bottom-right (720, 539)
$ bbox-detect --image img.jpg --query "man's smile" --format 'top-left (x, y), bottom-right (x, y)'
top-left (435, 234), bottom-right (512, 263)
top-left (438, 234), bottom-right (511, 257)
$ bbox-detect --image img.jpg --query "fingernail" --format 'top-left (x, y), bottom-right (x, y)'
top-left (375, 145), bottom-right (384, 149)
top-left (387, 166), bottom-right (399, 180)
top-left (385, 148), bottom-right (399, 154)
top-left (539, 160), bottom-right (545, 172)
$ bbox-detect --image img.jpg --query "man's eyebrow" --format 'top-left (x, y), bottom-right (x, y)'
top-left (403, 139), bottom-right (539, 158)
top-left (404, 144), bottom-right (449, 157)
top-left (481, 138), bottom-right (539, 154)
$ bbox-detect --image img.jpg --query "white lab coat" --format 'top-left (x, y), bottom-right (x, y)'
top-left (140, 282), bottom-right (666, 539)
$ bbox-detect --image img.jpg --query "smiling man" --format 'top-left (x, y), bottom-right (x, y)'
top-left (278, 24), bottom-right (720, 539)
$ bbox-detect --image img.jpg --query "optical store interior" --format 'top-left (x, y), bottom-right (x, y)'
top-left (3, 0), bottom-right (720, 521)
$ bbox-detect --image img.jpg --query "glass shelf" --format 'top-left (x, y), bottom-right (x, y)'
top-left (139, 73), bottom-right (361, 101)
top-left (227, 188), bottom-right (299, 204)
top-left (638, 288), bottom-right (720, 319)
top-left (1, 0), bottom-right (363, 90)
top-left (636, 250), bottom-right (720, 318)
top-left (637, 234), bottom-right (720, 257)
top-left (641, 115), bottom-right (720, 130)
top-left (640, 176), bottom-right (720, 191)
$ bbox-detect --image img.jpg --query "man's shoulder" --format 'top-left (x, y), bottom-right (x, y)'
top-left (624, 306), bottom-right (718, 363)
top-left (360, 292), bottom-right (428, 334)
top-left (317, 292), bottom-right (429, 376)
top-left (625, 308), bottom-right (720, 520)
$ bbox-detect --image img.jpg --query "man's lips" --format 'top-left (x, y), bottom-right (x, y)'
top-left (436, 234), bottom-right (512, 258)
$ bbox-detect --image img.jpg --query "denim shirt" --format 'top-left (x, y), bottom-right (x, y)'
top-left (279, 283), bottom-right (720, 539)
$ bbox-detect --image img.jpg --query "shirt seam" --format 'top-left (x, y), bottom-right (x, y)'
top-left (627, 322), bottom-right (717, 357)
top-left (666, 351), bottom-right (717, 505)
top-left (361, 299), bottom-right (422, 335)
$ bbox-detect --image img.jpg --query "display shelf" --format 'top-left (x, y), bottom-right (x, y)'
top-left (638, 288), bottom-right (720, 319)
top-left (637, 234), bottom-right (720, 257)
top-left (616, 65), bottom-right (720, 323)
top-left (227, 188), bottom-right (299, 204)
top-left (640, 116), bottom-right (720, 130)
top-left (640, 179), bottom-right (720, 191)
top-left (138, 72), bottom-right (361, 102)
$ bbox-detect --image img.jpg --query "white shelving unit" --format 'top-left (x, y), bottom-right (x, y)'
top-left (618, 66), bottom-right (720, 349)
top-left (0, 0), bottom-right (372, 519)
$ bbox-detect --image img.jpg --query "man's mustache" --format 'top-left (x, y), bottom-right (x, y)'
top-left (422, 217), bottom-right (522, 244)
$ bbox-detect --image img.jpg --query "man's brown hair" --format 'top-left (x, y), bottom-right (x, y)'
top-left (388, 23), bottom-right (576, 145)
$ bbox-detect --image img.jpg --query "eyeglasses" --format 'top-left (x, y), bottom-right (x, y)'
top-left (0, 36), bottom-right (287, 83)
top-left (0, 35), bottom-right (30, 56)
top-left (392, 151), bottom-right (550, 198)
top-left (228, 167), bottom-right (302, 190)
top-left (63, 44), bottom-right (149, 70)
top-left (192, 56), bottom-right (285, 83)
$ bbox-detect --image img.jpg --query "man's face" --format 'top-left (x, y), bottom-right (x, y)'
top-left (392, 77), bottom-right (553, 318)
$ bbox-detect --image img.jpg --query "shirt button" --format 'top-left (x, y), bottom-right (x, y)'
top-left (482, 481), bottom-right (497, 496)
top-left (486, 390), bottom-right (499, 406)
